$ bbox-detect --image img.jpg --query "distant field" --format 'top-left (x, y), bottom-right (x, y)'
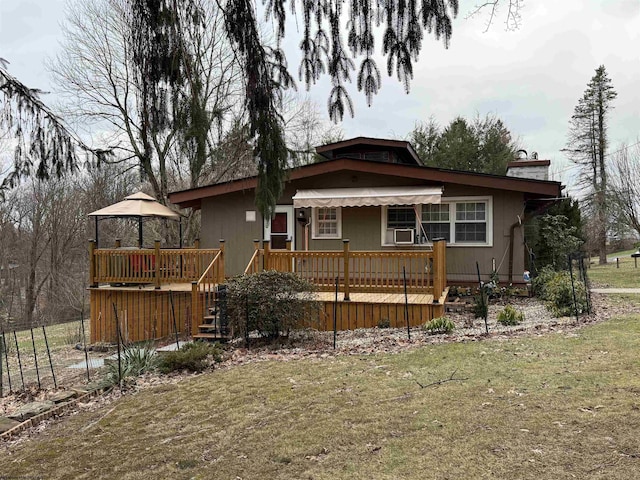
top-left (588, 253), bottom-right (640, 288)
top-left (3, 314), bottom-right (640, 479)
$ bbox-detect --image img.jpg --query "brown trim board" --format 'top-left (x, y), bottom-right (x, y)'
top-left (169, 158), bottom-right (563, 209)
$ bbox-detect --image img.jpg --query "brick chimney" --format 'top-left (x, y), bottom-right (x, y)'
top-left (506, 150), bottom-right (550, 181)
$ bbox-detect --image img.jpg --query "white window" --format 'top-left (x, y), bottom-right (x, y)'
top-left (312, 207), bottom-right (342, 239)
top-left (381, 197), bottom-right (492, 246)
top-left (421, 204), bottom-right (451, 242)
top-left (454, 202), bottom-right (487, 243)
top-left (384, 206), bottom-right (417, 244)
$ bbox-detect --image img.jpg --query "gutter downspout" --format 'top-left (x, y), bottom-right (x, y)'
top-left (508, 217), bottom-right (522, 284)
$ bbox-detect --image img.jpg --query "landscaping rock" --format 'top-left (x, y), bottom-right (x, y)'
top-left (7, 401), bottom-right (55, 422)
top-left (0, 416), bottom-right (21, 434)
top-left (71, 382), bottom-right (105, 395)
top-left (48, 391), bottom-right (77, 404)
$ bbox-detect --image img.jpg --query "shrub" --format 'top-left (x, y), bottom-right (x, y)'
top-left (473, 288), bottom-right (489, 320)
top-left (497, 305), bottom-right (524, 326)
top-left (423, 316), bottom-right (455, 334)
top-left (377, 318), bottom-right (391, 329)
top-left (533, 267), bottom-right (588, 317)
top-left (157, 341), bottom-right (223, 374)
top-left (104, 343), bottom-right (157, 386)
top-left (531, 266), bottom-right (556, 298)
top-left (226, 270), bottom-right (320, 339)
top-left (544, 271), bottom-right (588, 317)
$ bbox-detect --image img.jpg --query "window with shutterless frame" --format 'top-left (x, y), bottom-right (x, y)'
top-left (312, 206), bottom-right (342, 239)
top-left (381, 197), bottom-right (492, 246)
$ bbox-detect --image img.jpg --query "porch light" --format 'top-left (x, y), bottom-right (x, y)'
top-left (297, 210), bottom-right (308, 224)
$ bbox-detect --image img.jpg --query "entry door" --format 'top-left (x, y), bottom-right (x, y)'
top-left (264, 206), bottom-right (294, 250)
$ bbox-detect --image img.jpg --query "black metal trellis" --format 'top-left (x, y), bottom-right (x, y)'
top-left (30, 328), bottom-right (41, 390)
top-left (333, 276), bottom-right (338, 349)
top-left (403, 266), bottom-right (410, 340)
top-left (42, 326), bottom-right (57, 389)
top-left (112, 303), bottom-right (123, 387)
top-left (13, 330), bottom-right (25, 389)
top-left (1, 332), bottom-right (11, 394)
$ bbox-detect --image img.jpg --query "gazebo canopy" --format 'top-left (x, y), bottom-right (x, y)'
top-left (89, 192), bottom-right (181, 248)
top-left (89, 192), bottom-right (180, 219)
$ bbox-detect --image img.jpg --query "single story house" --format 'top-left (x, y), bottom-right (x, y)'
top-left (168, 137), bottom-right (562, 285)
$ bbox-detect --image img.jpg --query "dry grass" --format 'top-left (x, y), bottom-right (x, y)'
top-left (3, 313), bottom-right (640, 479)
top-left (588, 255), bottom-right (640, 288)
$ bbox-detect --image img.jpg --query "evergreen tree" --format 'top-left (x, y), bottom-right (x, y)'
top-left (432, 117), bottom-right (479, 171)
top-left (126, 0), bottom-right (525, 217)
top-left (475, 115), bottom-right (516, 174)
top-left (0, 60), bottom-right (109, 197)
top-left (525, 198), bottom-right (584, 272)
top-left (222, 0), bottom-right (460, 217)
top-left (565, 65), bottom-right (617, 265)
top-left (409, 117), bottom-right (440, 165)
top-left (414, 114), bottom-right (516, 174)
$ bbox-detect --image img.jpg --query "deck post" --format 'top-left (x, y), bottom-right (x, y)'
top-left (194, 238), bottom-right (201, 279)
top-left (343, 239), bottom-right (350, 301)
top-left (263, 240), bottom-right (270, 271)
top-left (218, 239), bottom-right (225, 283)
top-left (89, 240), bottom-right (97, 287)
top-left (285, 238), bottom-right (292, 251)
top-left (154, 240), bottom-right (161, 289)
top-left (253, 239), bottom-right (261, 272)
top-left (432, 239), bottom-right (446, 302)
top-left (191, 281), bottom-right (198, 337)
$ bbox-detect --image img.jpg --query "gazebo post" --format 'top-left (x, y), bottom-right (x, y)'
top-left (138, 217), bottom-right (143, 248)
top-left (94, 217), bottom-right (99, 249)
top-left (179, 218), bottom-right (183, 249)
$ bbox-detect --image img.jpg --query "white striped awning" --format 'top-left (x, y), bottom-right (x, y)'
top-left (292, 186), bottom-right (442, 208)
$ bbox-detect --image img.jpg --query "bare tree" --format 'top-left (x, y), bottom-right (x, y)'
top-left (50, 0), bottom-right (242, 203)
top-left (466, 0), bottom-right (525, 32)
top-left (609, 142), bottom-right (640, 240)
top-left (282, 95), bottom-right (343, 166)
top-left (3, 179), bottom-right (87, 326)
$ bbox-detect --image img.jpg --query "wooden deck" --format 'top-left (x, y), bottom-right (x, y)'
top-left (88, 239), bottom-right (448, 343)
top-left (313, 291), bottom-right (435, 304)
top-left (313, 289), bottom-right (447, 331)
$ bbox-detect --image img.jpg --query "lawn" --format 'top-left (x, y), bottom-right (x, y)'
top-left (588, 253), bottom-right (640, 288)
top-left (3, 314), bottom-right (640, 479)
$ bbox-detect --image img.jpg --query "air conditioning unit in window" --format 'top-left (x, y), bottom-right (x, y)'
top-left (393, 228), bottom-right (415, 245)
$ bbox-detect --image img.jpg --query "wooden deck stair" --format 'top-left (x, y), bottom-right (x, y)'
top-left (193, 286), bottom-right (232, 342)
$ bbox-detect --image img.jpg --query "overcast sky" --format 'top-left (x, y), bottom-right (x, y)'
top-left (2, 0), bottom-right (639, 194)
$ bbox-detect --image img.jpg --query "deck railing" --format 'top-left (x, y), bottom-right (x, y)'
top-left (244, 240), bottom-right (264, 274)
top-left (190, 242), bottom-right (225, 334)
top-left (89, 239), bottom-right (224, 288)
top-left (247, 239), bottom-right (447, 301)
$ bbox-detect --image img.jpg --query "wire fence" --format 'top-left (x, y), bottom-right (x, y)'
top-left (0, 318), bottom-right (102, 398)
top-left (1, 290), bottom-right (191, 398)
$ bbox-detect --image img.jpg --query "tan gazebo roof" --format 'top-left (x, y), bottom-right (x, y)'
top-left (89, 192), bottom-right (179, 219)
